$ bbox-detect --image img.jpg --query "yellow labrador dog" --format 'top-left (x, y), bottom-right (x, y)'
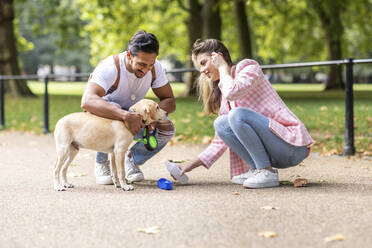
top-left (53, 99), bottom-right (167, 192)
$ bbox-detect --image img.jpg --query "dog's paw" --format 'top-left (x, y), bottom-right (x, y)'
top-left (63, 182), bottom-right (74, 188)
top-left (122, 184), bottom-right (134, 191)
top-left (113, 179), bottom-right (121, 188)
top-left (113, 181), bottom-right (121, 188)
top-left (54, 185), bottom-right (66, 191)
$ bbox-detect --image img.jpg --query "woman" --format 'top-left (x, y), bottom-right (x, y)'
top-left (179, 39), bottom-right (314, 188)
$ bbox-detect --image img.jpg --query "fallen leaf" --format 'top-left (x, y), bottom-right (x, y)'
top-left (320, 106), bottom-right (328, 111)
top-left (202, 136), bottom-right (213, 144)
top-left (364, 151), bottom-right (372, 156)
top-left (196, 112), bottom-right (207, 117)
top-left (30, 116), bottom-right (38, 123)
top-left (67, 172), bottom-right (86, 177)
top-left (324, 233), bottom-right (345, 243)
top-left (181, 118), bottom-right (191, 123)
top-left (321, 147), bottom-right (339, 156)
top-left (279, 181), bottom-right (292, 186)
top-left (169, 135), bottom-right (184, 145)
top-left (137, 226), bottom-right (161, 234)
top-left (293, 178), bottom-right (308, 187)
top-left (258, 231), bottom-right (277, 238)
top-left (261, 206), bottom-right (280, 210)
top-left (168, 159), bottom-right (187, 163)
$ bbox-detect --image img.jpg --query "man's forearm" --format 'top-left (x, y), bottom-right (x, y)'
top-left (158, 97), bottom-right (176, 114)
top-left (81, 95), bottom-right (127, 121)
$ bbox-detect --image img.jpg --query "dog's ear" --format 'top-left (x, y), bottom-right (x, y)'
top-left (141, 105), bottom-right (151, 123)
top-left (145, 103), bottom-right (158, 123)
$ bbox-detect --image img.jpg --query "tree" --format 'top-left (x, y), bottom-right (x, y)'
top-left (245, 0), bottom-right (371, 90)
top-left (0, 0), bottom-right (34, 96)
top-left (233, 0), bottom-right (253, 59)
top-left (308, 0), bottom-right (344, 89)
top-left (176, 0), bottom-right (203, 96)
top-left (202, 0), bottom-right (221, 40)
top-left (16, 0), bottom-right (92, 75)
top-left (176, 0), bottom-right (223, 96)
top-left (79, 0), bottom-right (188, 65)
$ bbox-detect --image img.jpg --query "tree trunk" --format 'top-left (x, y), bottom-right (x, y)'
top-left (181, 0), bottom-right (203, 96)
top-left (179, 0), bottom-right (222, 96)
top-left (310, 0), bottom-right (344, 90)
top-left (202, 0), bottom-right (221, 40)
top-left (0, 0), bottom-right (35, 96)
top-left (233, 0), bottom-right (253, 59)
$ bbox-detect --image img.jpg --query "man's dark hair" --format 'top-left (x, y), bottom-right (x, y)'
top-left (127, 30), bottom-right (159, 56)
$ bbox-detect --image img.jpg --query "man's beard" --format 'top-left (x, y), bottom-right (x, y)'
top-left (134, 70), bottom-right (145, 78)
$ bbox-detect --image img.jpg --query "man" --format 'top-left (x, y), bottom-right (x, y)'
top-left (81, 30), bottom-right (176, 184)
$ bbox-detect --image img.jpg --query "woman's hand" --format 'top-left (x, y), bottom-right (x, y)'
top-left (178, 158), bottom-right (205, 176)
top-left (211, 52), bottom-right (228, 70)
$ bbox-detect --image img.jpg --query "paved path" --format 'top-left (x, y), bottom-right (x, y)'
top-left (1, 131), bottom-right (372, 248)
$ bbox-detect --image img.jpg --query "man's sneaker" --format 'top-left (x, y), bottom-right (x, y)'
top-left (231, 169), bottom-right (255, 185)
top-left (95, 161), bottom-right (113, 185)
top-left (125, 154), bottom-right (144, 182)
top-left (243, 169), bottom-right (279, 188)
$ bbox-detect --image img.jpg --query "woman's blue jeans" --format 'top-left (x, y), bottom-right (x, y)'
top-left (214, 107), bottom-right (308, 170)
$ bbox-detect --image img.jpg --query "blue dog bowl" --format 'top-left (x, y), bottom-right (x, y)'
top-left (157, 178), bottom-right (173, 190)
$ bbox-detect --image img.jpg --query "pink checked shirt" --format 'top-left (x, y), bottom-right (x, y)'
top-left (198, 59), bottom-right (314, 178)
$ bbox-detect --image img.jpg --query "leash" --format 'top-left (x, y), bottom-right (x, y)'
top-left (127, 109), bottom-right (158, 151)
top-left (134, 126), bottom-right (158, 151)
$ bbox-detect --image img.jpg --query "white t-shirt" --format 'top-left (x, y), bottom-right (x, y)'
top-left (89, 51), bottom-right (168, 109)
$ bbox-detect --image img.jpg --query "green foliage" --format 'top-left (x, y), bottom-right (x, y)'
top-left (343, 0), bottom-right (372, 58)
top-left (79, 0), bottom-right (188, 65)
top-left (246, 0), bottom-right (372, 63)
top-left (12, 0), bottom-right (372, 75)
top-left (15, 0), bottom-right (92, 73)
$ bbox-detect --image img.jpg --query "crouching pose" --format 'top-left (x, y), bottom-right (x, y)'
top-left (81, 30), bottom-right (175, 184)
top-left (179, 39), bottom-right (314, 188)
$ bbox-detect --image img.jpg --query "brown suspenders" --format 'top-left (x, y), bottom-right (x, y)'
top-left (105, 54), bottom-right (121, 95)
top-left (89, 54), bottom-right (157, 96)
top-left (105, 54), bottom-right (156, 96)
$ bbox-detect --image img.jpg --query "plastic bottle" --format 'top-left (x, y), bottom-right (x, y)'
top-left (165, 160), bottom-right (189, 184)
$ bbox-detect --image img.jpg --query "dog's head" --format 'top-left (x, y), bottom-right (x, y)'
top-left (129, 99), bottom-right (168, 125)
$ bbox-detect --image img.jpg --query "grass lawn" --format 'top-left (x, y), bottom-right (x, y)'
top-left (2, 82), bottom-right (372, 156)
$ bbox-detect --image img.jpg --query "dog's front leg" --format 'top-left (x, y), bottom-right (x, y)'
top-left (109, 153), bottom-right (120, 188)
top-left (115, 149), bottom-right (134, 191)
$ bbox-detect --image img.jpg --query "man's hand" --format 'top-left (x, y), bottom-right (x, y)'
top-left (122, 112), bottom-right (145, 135)
top-left (148, 121), bottom-right (157, 131)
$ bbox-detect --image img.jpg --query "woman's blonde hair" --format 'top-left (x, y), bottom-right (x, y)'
top-left (191, 39), bottom-right (233, 115)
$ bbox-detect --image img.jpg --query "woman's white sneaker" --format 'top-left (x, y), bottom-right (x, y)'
top-left (231, 169), bottom-right (255, 185)
top-left (243, 169), bottom-right (279, 188)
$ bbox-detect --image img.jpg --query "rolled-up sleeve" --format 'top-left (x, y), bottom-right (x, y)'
top-left (198, 133), bottom-right (227, 169)
top-left (219, 59), bottom-right (263, 101)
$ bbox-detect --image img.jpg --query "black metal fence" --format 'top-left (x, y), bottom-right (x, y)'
top-left (1, 58), bottom-right (372, 156)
